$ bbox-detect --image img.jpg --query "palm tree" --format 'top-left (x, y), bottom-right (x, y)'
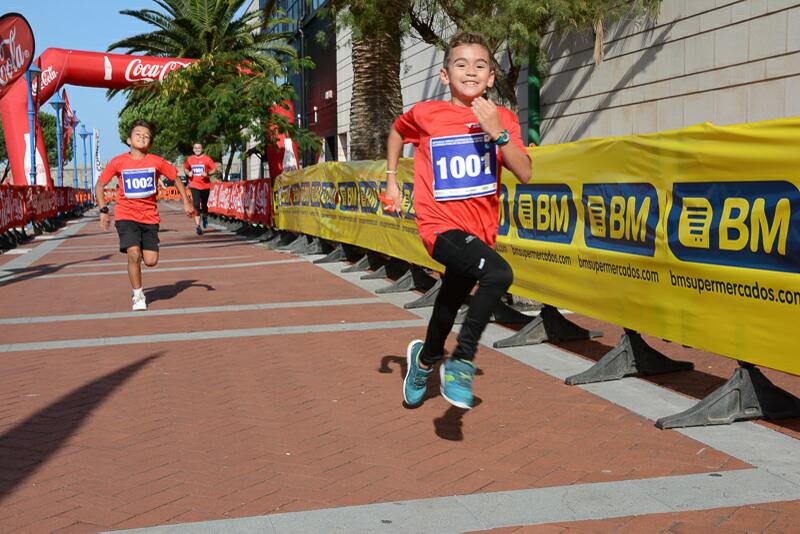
top-left (108, 0), bottom-right (296, 75)
top-left (329, 0), bottom-right (411, 160)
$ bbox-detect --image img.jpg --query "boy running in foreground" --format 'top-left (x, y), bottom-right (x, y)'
top-left (384, 32), bottom-right (533, 409)
top-left (95, 119), bottom-right (193, 310)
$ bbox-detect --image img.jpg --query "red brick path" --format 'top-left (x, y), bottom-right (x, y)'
top-left (0, 208), bottom-right (795, 532)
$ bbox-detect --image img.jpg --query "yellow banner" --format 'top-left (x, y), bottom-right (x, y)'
top-left (275, 118), bottom-right (800, 376)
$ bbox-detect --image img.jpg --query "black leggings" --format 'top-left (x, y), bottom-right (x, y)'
top-left (191, 188), bottom-right (210, 216)
top-left (420, 229), bottom-right (513, 365)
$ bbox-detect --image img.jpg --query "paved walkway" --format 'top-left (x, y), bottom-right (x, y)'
top-left (0, 205), bottom-right (797, 533)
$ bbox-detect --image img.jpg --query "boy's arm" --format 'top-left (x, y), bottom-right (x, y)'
top-left (471, 98), bottom-right (532, 184)
top-left (384, 126), bottom-right (404, 207)
top-left (498, 138), bottom-right (532, 184)
top-left (172, 172), bottom-right (194, 215)
top-left (95, 163), bottom-right (114, 231)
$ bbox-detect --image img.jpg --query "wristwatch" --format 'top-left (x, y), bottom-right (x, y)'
top-left (99, 206), bottom-right (109, 214)
top-left (494, 129), bottom-right (511, 146)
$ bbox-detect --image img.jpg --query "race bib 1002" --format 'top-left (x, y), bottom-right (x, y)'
top-left (430, 133), bottom-right (498, 201)
top-left (121, 168), bottom-right (157, 199)
top-left (191, 164), bottom-right (205, 176)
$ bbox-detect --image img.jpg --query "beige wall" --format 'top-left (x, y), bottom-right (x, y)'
top-left (541, 0), bottom-right (800, 143)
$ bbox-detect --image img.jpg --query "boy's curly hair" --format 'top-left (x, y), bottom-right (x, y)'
top-left (128, 119), bottom-right (155, 138)
top-left (443, 32), bottom-right (494, 69)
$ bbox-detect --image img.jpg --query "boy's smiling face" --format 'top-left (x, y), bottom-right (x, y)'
top-left (127, 126), bottom-right (153, 153)
top-left (441, 43), bottom-right (495, 106)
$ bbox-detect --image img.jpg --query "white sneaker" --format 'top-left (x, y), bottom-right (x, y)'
top-left (132, 293), bottom-right (147, 311)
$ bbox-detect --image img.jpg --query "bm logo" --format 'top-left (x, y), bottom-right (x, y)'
top-left (583, 183), bottom-right (659, 256)
top-left (511, 184), bottom-right (575, 243)
top-left (668, 181), bottom-right (799, 273)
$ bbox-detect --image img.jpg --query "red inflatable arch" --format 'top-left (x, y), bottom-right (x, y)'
top-left (0, 49), bottom-right (195, 186)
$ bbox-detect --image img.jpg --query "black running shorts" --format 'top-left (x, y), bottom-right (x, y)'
top-left (115, 220), bottom-right (160, 253)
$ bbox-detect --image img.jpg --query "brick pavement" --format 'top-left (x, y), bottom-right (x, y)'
top-left (0, 206), bottom-right (797, 533)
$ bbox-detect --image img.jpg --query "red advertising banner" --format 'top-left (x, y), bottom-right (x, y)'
top-left (0, 13), bottom-right (35, 100)
top-left (208, 179), bottom-right (272, 226)
top-left (0, 185), bottom-right (85, 233)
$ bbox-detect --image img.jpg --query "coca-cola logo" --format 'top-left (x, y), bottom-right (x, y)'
top-left (124, 58), bottom-right (191, 83)
top-left (0, 14), bottom-right (35, 99)
top-left (32, 64), bottom-right (57, 95)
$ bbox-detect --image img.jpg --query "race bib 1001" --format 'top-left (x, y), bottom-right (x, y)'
top-left (191, 164), bottom-right (205, 176)
top-left (121, 168), bottom-right (157, 199)
top-left (430, 133), bottom-right (498, 201)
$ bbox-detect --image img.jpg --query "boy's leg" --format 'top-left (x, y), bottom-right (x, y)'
top-left (126, 246), bottom-right (144, 289)
top-left (421, 268), bottom-right (475, 366)
top-left (140, 224), bottom-right (160, 268)
top-left (453, 237), bottom-right (514, 361)
top-left (200, 189), bottom-right (210, 227)
top-left (429, 230), bottom-right (514, 408)
top-left (190, 188), bottom-right (202, 228)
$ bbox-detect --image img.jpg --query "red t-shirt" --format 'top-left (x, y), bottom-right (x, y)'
top-left (393, 100), bottom-right (526, 255)
top-left (98, 153), bottom-right (178, 224)
top-left (184, 155), bottom-right (216, 190)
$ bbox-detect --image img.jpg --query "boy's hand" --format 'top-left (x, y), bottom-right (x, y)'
top-left (183, 200), bottom-right (194, 217)
top-left (383, 182), bottom-right (402, 213)
top-left (99, 212), bottom-right (111, 232)
top-left (471, 97), bottom-right (503, 140)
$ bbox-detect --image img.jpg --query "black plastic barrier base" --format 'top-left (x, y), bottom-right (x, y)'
top-left (314, 243), bottom-right (348, 264)
top-left (375, 266), bottom-right (437, 294)
top-left (655, 362), bottom-right (800, 429)
top-left (493, 305), bottom-right (603, 348)
top-left (455, 300), bottom-right (532, 326)
top-left (261, 231), bottom-right (296, 249)
top-left (276, 234), bottom-right (309, 252)
top-left (341, 252), bottom-right (386, 273)
top-left (565, 329), bottom-right (694, 385)
top-left (361, 259), bottom-right (411, 280)
top-left (403, 278), bottom-right (442, 309)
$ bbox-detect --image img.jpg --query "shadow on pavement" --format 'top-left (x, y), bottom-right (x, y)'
top-left (0, 353), bottom-right (163, 503)
top-left (145, 279), bottom-right (215, 304)
top-left (0, 254), bottom-right (114, 288)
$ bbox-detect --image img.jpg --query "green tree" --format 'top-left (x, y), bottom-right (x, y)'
top-left (127, 53), bottom-right (318, 178)
top-left (108, 0), bottom-right (296, 74)
top-left (408, 0), bottom-right (662, 110)
top-left (110, 0), bottom-right (314, 176)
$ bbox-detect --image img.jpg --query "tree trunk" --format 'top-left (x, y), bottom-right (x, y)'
top-left (225, 144), bottom-right (236, 180)
top-left (348, 30), bottom-right (404, 160)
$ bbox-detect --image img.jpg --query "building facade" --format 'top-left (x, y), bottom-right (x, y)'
top-left (335, 0), bottom-right (800, 154)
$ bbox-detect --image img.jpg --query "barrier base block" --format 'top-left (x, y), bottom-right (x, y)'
top-left (655, 362), bottom-right (800, 429)
top-left (301, 236), bottom-right (325, 255)
top-left (455, 300), bottom-right (532, 326)
top-left (313, 243), bottom-right (348, 264)
top-left (565, 329), bottom-right (694, 385)
top-left (276, 234), bottom-right (309, 252)
top-left (403, 278), bottom-right (442, 309)
top-left (259, 228), bottom-right (278, 242)
top-left (342, 253), bottom-right (385, 273)
top-left (375, 267), bottom-right (437, 294)
top-left (262, 231), bottom-right (296, 249)
top-left (360, 260), bottom-right (410, 280)
top-left (493, 305), bottom-right (603, 348)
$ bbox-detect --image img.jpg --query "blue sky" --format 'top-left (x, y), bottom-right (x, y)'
top-left (3, 1), bottom-right (179, 162)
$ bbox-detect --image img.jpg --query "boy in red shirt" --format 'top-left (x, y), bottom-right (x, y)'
top-left (184, 142), bottom-right (217, 235)
top-left (385, 32), bottom-right (532, 409)
top-left (95, 119), bottom-right (193, 311)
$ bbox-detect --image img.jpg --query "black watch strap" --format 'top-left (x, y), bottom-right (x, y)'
top-left (99, 206), bottom-right (109, 214)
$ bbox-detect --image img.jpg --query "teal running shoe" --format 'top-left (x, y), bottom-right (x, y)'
top-left (403, 340), bottom-right (432, 406)
top-left (440, 358), bottom-right (476, 409)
